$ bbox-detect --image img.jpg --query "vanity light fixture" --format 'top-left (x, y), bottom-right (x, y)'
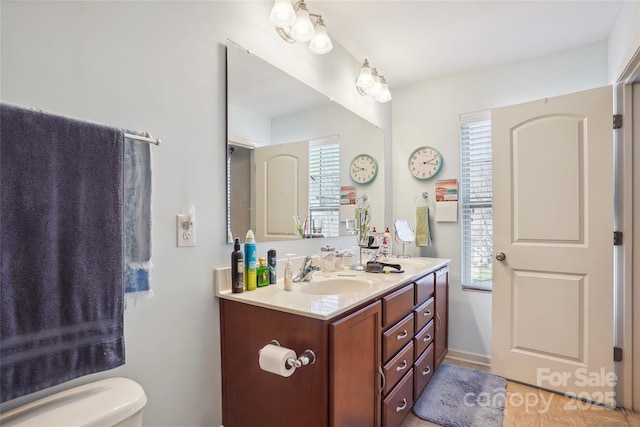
top-left (356, 60), bottom-right (392, 103)
top-left (270, 0), bottom-right (333, 54)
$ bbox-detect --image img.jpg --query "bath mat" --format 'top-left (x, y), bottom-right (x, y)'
top-left (413, 363), bottom-right (506, 427)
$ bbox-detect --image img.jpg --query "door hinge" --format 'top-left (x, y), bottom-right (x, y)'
top-left (613, 114), bottom-right (623, 129)
top-left (614, 347), bottom-right (623, 362)
top-left (614, 231), bottom-right (623, 246)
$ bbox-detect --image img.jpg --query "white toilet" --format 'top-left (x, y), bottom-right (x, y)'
top-left (0, 377), bottom-right (147, 427)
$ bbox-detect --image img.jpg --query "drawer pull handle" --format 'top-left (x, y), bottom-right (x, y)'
top-left (396, 398), bottom-right (408, 412)
top-left (423, 310), bottom-right (432, 317)
top-left (423, 366), bottom-right (431, 376)
top-left (396, 360), bottom-right (408, 371)
top-left (436, 313), bottom-right (441, 329)
top-left (396, 330), bottom-right (408, 341)
top-left (423, 334), bottom-right (432, 343)
top-left (378, 366), bottom-right (386, 395)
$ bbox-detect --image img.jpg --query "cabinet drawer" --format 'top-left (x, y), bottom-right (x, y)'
top-left (414, 297), bottom-right (434, 332)
top-left (382, 368), bottom-right (414, 427)
top-left (414, 343), bottom-right (434, 399)
top-left (382, 341), bottom-right (414, 396)
top-left (414, 272), bottom-right (435, 306)
top-left (382, 313), bottom-right (415, 362)
top-left (382, 284), bottom-right (414, 328)
top-left (414, 320), bottom-right (434, 359)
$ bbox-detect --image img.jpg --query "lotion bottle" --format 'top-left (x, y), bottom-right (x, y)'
top-left (244, 230), bottom-right (257, 291)
top-left (231, 238), bottom-right (244, 293)
top-left (284, 254), bottom-right (294, 291)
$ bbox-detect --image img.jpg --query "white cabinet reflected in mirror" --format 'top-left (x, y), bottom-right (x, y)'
top-left (227, 40), bottom-right (385, 243)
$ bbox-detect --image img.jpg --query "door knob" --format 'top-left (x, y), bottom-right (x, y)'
top-left (496, 252), bottom-right (506, 261)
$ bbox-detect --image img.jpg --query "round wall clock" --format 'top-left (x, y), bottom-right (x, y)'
top-left (350, 154), bottom-right (378, 184)
top-left (408, 146), bottom-right (443, 180)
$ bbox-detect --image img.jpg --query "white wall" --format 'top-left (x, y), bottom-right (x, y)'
top-left (391, 42), bottom-right (610, 359)
top-left (0, 2), bottom-right (390, 426)
top-left (608, 0), bottom-right (640, 82)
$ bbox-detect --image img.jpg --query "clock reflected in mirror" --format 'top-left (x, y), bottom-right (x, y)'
top-left (350, 154), bottom-right (379, 184)
top-left (409, 146), bottom-right (443, 180)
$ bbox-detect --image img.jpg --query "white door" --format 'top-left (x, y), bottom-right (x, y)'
top-left (492, 86), bottom-right (615, 405)
top-left (254, 141), bottom-right (309, 241)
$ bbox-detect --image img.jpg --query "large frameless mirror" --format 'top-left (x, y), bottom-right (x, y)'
top-left (226, 40), bottom-right (385, 243)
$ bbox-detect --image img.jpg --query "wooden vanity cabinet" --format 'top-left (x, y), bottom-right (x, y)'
top-left (330, 301), bottom-right (382, 427)
top-left (434, 267), bottom-right (449, 370)
top-left (220, 300), bottom-right (329, 427)
top-left (219, 265), bottom-right (449, 427)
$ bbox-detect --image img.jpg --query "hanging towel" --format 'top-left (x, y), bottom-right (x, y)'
top-left (124, 134), bottom-right (153, 300)
top-left (416, 205), bottom-right (432, 247)
top-left (0, 103), bottom-right (125, 402)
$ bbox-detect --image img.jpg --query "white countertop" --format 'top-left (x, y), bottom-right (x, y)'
top-left (214, 257), bottom-right (450, 320)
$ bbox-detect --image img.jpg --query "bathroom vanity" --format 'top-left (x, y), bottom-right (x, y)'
top-left (215, 257), bottom-right (449, 427)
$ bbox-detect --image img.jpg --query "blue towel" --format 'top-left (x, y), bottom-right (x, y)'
top-left (0, 103), bottom-right (125, 402)
top-left (124, 135), bottom-right (153, 299)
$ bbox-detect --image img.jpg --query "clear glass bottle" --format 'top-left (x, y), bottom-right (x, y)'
top-left (321, 245), bottom-right (335, 272)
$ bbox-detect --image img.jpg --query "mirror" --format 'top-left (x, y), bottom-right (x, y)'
top-left (227, 40), bottom-right (385, 243)
top-left (394, 219), bottom-right (415, 259)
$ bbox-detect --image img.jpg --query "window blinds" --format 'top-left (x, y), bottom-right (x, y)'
top-left (309, 141), bottom-right (340, 237)
top-left (460, 112), bottom-right (493, 291)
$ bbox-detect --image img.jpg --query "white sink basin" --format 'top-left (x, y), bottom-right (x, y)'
top-left (298, 276), bottom-right (375, 295)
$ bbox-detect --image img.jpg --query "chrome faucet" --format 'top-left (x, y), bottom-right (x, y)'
top-left (293, 255), bottom-right (320, 282)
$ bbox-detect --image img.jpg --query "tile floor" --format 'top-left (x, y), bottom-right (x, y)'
top-left (401, 358), bottom-right (640, 427)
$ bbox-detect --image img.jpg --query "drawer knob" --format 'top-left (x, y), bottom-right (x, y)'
top-left (423, 366), bottom-right (431, 376)
top-left (423, 334), bottom-right (432, 343)
top-left (423, 310), bottom-right (432, 317)
top-left (396, 330), bottom-right (409, 341)
top-left (396, 360), bottom-right (408, 372)
top-left (396, 398), bottom-right (408, 412)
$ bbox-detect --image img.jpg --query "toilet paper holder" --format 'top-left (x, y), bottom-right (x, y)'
top-left (264, 340), bottom-right (316, 369)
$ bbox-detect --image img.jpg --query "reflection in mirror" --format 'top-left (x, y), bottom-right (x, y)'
top-left (394, 219), bottom-right (415, 259)
top-left (227, 40), bottom-right (385, 243)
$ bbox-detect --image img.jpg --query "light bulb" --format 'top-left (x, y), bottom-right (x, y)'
top-left (375, 82), bottom-right (392, 103)
top-left (356, 60), bottom-right (374, 90)
top-left (291, 4), bottom-right (315, 42)
top-left (368, 71), bottom-right (383, 97)
top-left (309, 21), bottom-right (332, 54)
top-left (269, 0), bottom-right (296, 28)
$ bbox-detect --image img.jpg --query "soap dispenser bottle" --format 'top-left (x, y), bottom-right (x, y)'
top-left (283, 254), bottom-right (294, 291)
top-left (231, 238), bottom-right (244, 293)
top-left (244, 230), bottom-right (257, 291)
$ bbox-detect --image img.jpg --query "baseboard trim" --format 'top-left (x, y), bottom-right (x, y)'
top-left (446, 349), bottom-right (491, 368)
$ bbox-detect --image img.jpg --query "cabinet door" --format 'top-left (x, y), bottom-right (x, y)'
top-left (330, 301), bottom-right (382, 427)
top-left (434, 267), bottom-right (448, 370)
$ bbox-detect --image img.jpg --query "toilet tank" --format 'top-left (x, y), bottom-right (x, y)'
top-left (0, 377), bottom-right (147, 427)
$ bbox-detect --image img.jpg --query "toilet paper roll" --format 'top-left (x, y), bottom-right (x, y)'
top-left (259, 344), bottom-right (297, 377)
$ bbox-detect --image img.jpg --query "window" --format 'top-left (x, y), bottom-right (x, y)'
top-left (460, 111), bottom-right (493, 291)
top-left (309, 137), bottom-right (340, 238)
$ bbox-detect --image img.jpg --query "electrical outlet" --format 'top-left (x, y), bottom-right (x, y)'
top-left (177, 214), bottom-right (196, 247)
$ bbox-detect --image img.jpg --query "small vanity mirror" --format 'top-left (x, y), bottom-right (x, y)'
top-left (226, 40), bottom-right (385, 243)
top-left (394, 219), bottom-right (415, 258)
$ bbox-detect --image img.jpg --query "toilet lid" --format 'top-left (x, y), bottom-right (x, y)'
top-left (0, 377), bottom-right (147, 427)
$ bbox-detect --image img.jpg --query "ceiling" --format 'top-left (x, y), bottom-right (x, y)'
top-left (311, 0), bottom-right (625, 90)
